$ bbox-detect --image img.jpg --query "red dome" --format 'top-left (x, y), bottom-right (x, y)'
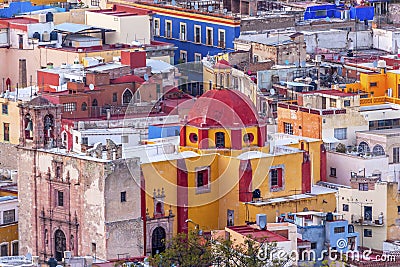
top-left (187, 89), bottom-right (259, 128)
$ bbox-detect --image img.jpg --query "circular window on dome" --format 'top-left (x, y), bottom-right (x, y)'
top-left (243, 133), bottom-right (254, 143)
top-left (189, 133), bottom-right (198, 143)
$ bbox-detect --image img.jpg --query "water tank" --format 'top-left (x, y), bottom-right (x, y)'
top-left (50, 31), bottom-right (58, 41)
top-left (33, 32), bottom-right (40, 40)
top-left (46, 12), bottom-right (54, 22)
top-left (42, 31), bottom-right (50, 42)
top-left (38, 13), bottom-right (46, 23)
top-left (377, 60), bottom-right (386, 68)
top-left (326, 212), bottom-right (334, 222)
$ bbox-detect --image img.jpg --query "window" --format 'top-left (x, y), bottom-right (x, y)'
top-left (57, 191), bottom-right (64, 206)
top-left (364, 229), bottom-right (372, 237)
top-left (180, 23), bottom-right (186, 41)
top-left (206, 27), bottom-right (213, 46)
top-left (154, 18), bottom-right (160, 36)
top-left (11, 241), bottom-right (18, 256)
top-left (194, 53), bottom-right (202, 62)
top-left (215, 132), bottom-right (225, 148)
top-left (189, 133), bottom-right (198, 143)
top-left (92, 243), bottom-right (97, 254)
top-left (364, 206), bottom-right (372, 221)
top-left (343, 204), bottom-right (349, 212)
top-left (270, 168), bottom-right (283, 188)
top-left (3, 210), bottom-right (15, 224)
top-left (180, 50), bottom-right (187, 63)
top-left (81, 137), bottom-right (88, 145)
top-left (283, 122), bottom-right (293, 135)
top-left (358, 142), bottom-right (370, 154)
top-left (63, 102), bottom-right (76, 112)
top-left (311, 243), bottom-right (317, 250)
top-left (122, 89), bottom-right (133, 105)
top-left (330, 167), bottom-right (336, 177)
top-left (334, 128), bottom-right (347, 140)
top-left (359, 183), bottom-right (369, 191)
top-left (121, 191), bottom-right (126, 202)
top-left (91, 0), bottom-right (99, 6)
top-left (370, 82), bottom-right (377, 87)
top-left (218, 29), bottom-right (225, 48)
top-left (194, 25), bottom-right (201, 43)
top-left (397, 206), bottom-right (400, 214)
top-left (81, 102), bottom-right (87, 111)
top-left (243, 133), bottom-right (254, 143)
top-left (344, 100), bottom-right (350, 107)
top-left (330, 98), bottom-right (337, 108)
top-left (315, 10), bottom-right (327, 17)
top-left (112, 93), bottom-right (117, 102)
top-left (196, 167), bottom-right (210, 193)
top-left (393, 147), bottom-right (400, 163)
top-left (334, 226), bottom-right (345, 234)
top-left (1, 104), bottom-right (8, 115)
top-left (0, 243), bottom-right (8, 256)
top-left (165, 20), bottom-right (172, 38)
top-left (372, 145), bottom-right (385, 156)
top-left (3, 123), bottom-right (9, 142)
top-left (121, 135), bottom-right (129, 143)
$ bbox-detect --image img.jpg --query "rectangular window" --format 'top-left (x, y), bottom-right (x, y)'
top-left (180, 50), bottom-right (187, 63)
top-left (121, 135), bottom-right (129, 143)
top-left (343, 204), bottom-right (349, 212)
top-left (11, 241), bottom-right (17, 256)
top-left (112, 93), bottom-right (117, 102)
top-left (344, 100), bottom-right (350, 107)
top-left (218, 29), bottom-right (225, 48)
top-left (370, 82), bottom-right (377, 87)
top-left (120, 191), bottom-right (126, 202)
top-left (90, 0), bottom-right (99, 6)
top-left (334, 226), bottom-right (345, 234)
top-left (283, 122), bottom-right (293, 135)
top-left (330, 98), bottom-right (337, 108)
top-left (3, 123), bottom-right (9, 142)
top-left (311, 243), bottom-right (317, 250)
top-left (3, 210), bottom-right (15, 224)
top-left (194, 25), bottom-right (201, 43)
top-left (81, 137), bottom-right (88, 145)
top-left (270, 168), bottom-right (283, 188)
top-left (0, 244), bottom-right (7, 256)
top-left (180, 23), bottom-right (186, 41)
top-left (359, 183), bottom-right (369, 191)
top-left (165, 20), bottom-right (172, 38)
top-left (1, 104), bottom-right (8, 115)
top-left (206, 27), bottom-right (213, 46)
top-left (154, 18), bottom-right (160, 36)
top-left (330, 167), bottom-right (336, 177)
top-left (57, 191), bottom-right (64, 207)
top-left (364, 229), bottom-right (372, 237)
top-left (334, 128), bottom-right (347, 140)
top-left (393, 147), bottom-right (400, 163)
top-left (194, 53), bottom-right (202, 62)
top-left (63, 102), bottom-right (77, 112)
top-left (397, 206), bottom-right (400, 214)
top-left (315, 10), bottom-right (327, 17)
top-left (196, 167), bottom-right (210, 193)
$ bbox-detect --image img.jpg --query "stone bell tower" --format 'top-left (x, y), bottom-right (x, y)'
top-left (19, 96), bottom-right (62, 149)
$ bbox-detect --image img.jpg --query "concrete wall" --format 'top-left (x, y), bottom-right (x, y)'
top-left (326, 151), bottom-right (389, 186)
top-left (240, 16), bottom-right (295, 33)
top-left (373, 28), bottom-right (400, 54)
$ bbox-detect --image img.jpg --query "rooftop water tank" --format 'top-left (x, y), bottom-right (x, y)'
top-left (42, 31), bottom-right (50, 42)
top-left (46, 12), bottom-right (54, 22)
top-left (32, 32), bottom-right (40, 41)
top-left (50, 31), bottom-right (58, 41)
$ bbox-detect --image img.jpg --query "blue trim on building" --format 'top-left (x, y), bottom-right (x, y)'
top-left (152, 13), bottom-right (240, 63)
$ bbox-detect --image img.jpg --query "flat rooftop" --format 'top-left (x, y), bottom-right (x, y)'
top-left (301, 89), bottom-right (355, 97)
top-left (227, 225), bottom-right (289, 242)
top-left (358, 128), bottom-right (400, 137)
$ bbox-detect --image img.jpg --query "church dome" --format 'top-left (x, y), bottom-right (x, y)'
top-left (187, 89), bottom-right (259, 128)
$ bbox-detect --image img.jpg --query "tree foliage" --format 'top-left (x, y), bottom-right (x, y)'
top-left (149, 230), bottom-right (289, 267)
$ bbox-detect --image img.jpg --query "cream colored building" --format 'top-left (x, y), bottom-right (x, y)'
top-left (338, 180), bottom-right (400, 250)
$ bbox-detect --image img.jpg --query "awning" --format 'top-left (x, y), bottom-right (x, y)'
top-left (323, 137), bottom-right (339, 143)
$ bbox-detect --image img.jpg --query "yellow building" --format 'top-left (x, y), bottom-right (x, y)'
top-left (0, 185), bottom-right (19, 256)
top-left (141, 88), bottom-right (336, 255)
top-left (0, 97), bottom-right (20, 145)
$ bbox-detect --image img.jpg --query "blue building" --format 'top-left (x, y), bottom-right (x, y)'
top-left (148, 124), bottom-right (181, 139)
top-left (282, 211), bottom-right (359, 266)
top-left (133, 3), bottom-right (240, 64)
top-left (304, 3), bottom-right (374, 21)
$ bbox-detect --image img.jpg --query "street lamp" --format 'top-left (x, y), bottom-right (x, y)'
top-left (185, 219), bottom-right (202, 235)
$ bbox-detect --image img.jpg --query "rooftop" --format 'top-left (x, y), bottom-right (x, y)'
top-left (301, 89), bottom-right (355, 97)
top-left (227, 225), bottom-right (289, 242)
top-left (357, 128), bottom-right (400, 137)
top-left (88, 4), bottom-right (152, 16)
top-left (0, 196), bottom-right (17, 203)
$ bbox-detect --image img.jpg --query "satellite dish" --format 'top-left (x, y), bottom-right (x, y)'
top-left (270, 89), bottom-right (276, 95)
top-left (285, 60), bottom-right (289, 65)
top-left (144, 74), bottom-right (149, 81)
top-left (89, 84), bottom-right (94, 90)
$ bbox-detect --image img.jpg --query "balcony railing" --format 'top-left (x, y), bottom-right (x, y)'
top-left (351, 215), bottom-right (384, 226)
top-left (277, 102), bottom-right (346, 116)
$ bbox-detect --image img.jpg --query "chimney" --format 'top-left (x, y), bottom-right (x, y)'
top-left (121, 50), bottom-right (147, 69)
top-left (19, 59), bottom-right (27, 88)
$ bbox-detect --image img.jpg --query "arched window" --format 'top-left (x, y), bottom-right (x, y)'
top-left (358, 142), bottom-right (370, 154)
top-left (92, 99), bottom-right (98, 107)
top-left (44, 114), bottom-right (54, 146)
top-left (81, 102), bottom-right (87, 111)
top-left (24, 114), bottom-right (33, 140)
top-left (122, 89), bottom-right (133, 105)
top-left (372, 144), bottom-right (385, 156)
